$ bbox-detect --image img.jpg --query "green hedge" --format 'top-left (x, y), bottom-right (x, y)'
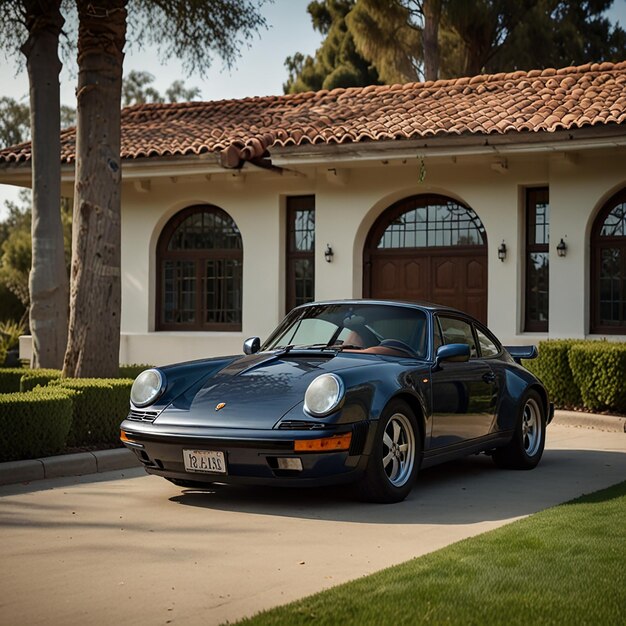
top-left (0, 367), bottom-right (28, 393)
top-left (523, 340), bottom-right (585, 407)
top-left (118, 364), bottom-right (153, 379)
top-left (49, 378), bottom-right (133, 445)
top-left (0, 389), bottom-right (74, 462)
top-left (524, 339), bottom-right (626, 413)
top-left (20, 369), bottom-right (63, 391)
top-left (569, 343), bottom-right (626, 413)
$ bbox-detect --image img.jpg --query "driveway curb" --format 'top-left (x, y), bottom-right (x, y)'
top-left (0, 448), bottom-right (140, 487)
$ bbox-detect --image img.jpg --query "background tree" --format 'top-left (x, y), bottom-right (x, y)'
top-left (122, 70), bottom-right (201, 106)
top-left (290, 0), bottom-right (626, 86)
top-left (0, 0), bottom-right (69, 369)
top-left (0, 193), bottom-right (32, 323)
top-left (491, 0), bottom-right (626, 73)
top-left (64, 0), bottom-right (267, 377)
top-left (0, 97), bottom-right (30, 148)
top-left (283, 0), bottom-right (380, 93)
top-left (346, 0), bottom-right (424, 83)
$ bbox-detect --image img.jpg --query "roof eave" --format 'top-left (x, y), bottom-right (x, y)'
top-left (269, 125), bottom-right (626, 167)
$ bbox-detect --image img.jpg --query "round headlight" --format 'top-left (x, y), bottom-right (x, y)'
top-left (130, 369), bottom-right (166, 407)
top-left (304, 374), bottom-right (345, 417)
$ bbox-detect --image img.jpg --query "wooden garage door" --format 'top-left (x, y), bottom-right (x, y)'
top-left (364, 195), bottom-right (488, 323)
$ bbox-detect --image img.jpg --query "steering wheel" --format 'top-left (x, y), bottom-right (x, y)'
top-left (379, 339), bottom-right (417, 357)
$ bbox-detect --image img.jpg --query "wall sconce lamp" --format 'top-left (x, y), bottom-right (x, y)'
top-left (497, 241), bottom-right (507, 262)
top-left (324, 244), bottom-right (334, 263)
top-left (557, 238), bottom-right (567, 257)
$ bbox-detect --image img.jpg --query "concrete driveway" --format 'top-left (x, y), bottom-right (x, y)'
top-left (1, 423), bottom-right (624, 625)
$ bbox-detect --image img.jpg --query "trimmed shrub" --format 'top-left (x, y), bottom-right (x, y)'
top-left (523, 340), bottom-right (586, 407)
top-left (0, 389), bottom-right (73, 462)
top-left (49, 378), bottom-right (133, 446)
top-left (0, 367), bottom-right (27, 393)
top-left (118, 364), bottom-right (153, 380)
top-left (569, 342), bottom-right (626, 413)
top-left (20, 369), bottom-right (62, 391)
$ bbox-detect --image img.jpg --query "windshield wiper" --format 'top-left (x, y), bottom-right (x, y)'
top-left (325, 343), bottom-right (364, 352)
top-left (274, 343), bottom-right (330, 354)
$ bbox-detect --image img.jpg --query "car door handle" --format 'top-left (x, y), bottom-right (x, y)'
top-left (482, 371), bottom-right (496, 384)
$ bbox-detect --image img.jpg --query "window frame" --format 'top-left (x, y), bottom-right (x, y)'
top-left (156, 205), bottom-right (243, 332)
top-left (590, 188), bottom-right (626, 334)
top-left (286, 195), bottom-right (315, 314)
top-left (524, 187), bottom-right (550, 333)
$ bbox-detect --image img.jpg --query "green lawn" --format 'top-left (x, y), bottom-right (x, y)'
top-left (236, 481), bottom-right (626, 626)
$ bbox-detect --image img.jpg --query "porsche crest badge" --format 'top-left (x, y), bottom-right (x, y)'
top-left (215, 402), bottom-right (226, 412)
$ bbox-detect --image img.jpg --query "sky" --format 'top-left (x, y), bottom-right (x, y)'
top-left (1, 0), bottom-right (626, 220)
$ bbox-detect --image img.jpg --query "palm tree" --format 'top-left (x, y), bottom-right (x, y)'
top-left (0, 0), bottom-right (69, 369)
top-left (63, 0), bottom-right (267, 377)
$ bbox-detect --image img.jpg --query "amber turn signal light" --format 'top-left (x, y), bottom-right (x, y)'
top-left (294, 432), bottom-right (352, 453)
top-left (120, 430), bottom-right (133, 443)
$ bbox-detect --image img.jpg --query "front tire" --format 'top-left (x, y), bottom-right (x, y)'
top-left (356, 399), bottom-right (421, 503)
top-left (493, 389), bottom-right (546, 470)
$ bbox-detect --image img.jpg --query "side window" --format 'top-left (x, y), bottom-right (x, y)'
top-left (475, 326), bottom-right (500, 357)
top-left (438, 316), bottom-right (478, 358)
top-left (433, 317), bottom-right (443, 352)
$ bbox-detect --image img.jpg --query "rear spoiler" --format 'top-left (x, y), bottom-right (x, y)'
top-left (505, 345), bottom-right (538, 364)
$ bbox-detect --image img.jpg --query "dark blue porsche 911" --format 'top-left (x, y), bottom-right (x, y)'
top-left (120, 300), bottom-right (553, 503)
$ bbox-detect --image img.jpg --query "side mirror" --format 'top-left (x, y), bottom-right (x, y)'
top-left (435, 343), bottom-right (470, 367)
top-left (243, 336), bottom-right (261, 355)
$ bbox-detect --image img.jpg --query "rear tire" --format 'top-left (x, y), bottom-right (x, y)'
top-left (493, 389), bottom-right (546, 470)
top-left (356, 399), bottom-right (421, 503)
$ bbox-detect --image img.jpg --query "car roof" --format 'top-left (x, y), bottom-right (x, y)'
top-left (295, 299), bottom-right (467, 317)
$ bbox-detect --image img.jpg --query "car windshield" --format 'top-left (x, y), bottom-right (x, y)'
top-left (262, 303), bottom-right (428, 358)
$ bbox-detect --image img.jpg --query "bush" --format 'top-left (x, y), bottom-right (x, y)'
top-left (20, 368), bottom-right (62, 391)
top-left (569, 343), bottom-right (626, 413)
top-left (0, 389), bottom-right (73, 462)
top-left (523, 340), bottom-right (585, 407)
top-left (0, 367), bottom-right (27, 393)
top-left (49, 378), bottom-right (133, 446)
top-left (118, 364), bottom-right (153, 379)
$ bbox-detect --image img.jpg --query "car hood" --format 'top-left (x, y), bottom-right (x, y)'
top-left (154, 351), bottom-right (378, 429)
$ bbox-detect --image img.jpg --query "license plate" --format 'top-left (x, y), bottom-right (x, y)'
top-left (183, 449), bottom-right (227, 474)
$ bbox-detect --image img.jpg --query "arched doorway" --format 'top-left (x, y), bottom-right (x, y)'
top-left (364, 194), bottom-right (488, 322)
top-left (590, 188), bottom-right (626, 334)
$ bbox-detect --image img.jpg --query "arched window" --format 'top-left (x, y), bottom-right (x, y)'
top-left (591, 189), bottom-right (626, 334)
top-left (373, 195), bottom-right (486, 249)
top-left (157, 205), bottom-right (242, 331)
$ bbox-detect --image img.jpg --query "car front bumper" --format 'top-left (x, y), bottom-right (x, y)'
top-left (120, 420), bottom-right (372, 487)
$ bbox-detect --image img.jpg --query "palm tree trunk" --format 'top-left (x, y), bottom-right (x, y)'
top-left (21, 0), bottom-right (68, 369)
top-left (63, 0), bottom-right (127, 378)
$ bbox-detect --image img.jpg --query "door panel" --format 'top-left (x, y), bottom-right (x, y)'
top-left (429, 361), bottom-right (497, 449)
top-left (369, 250), bottom-right (487, 323)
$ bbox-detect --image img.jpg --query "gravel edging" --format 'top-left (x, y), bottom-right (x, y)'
top-left (552, 410), bottom-right (626, 433)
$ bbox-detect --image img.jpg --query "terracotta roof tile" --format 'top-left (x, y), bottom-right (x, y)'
top-left (1, 61), bottom-right (626, 167)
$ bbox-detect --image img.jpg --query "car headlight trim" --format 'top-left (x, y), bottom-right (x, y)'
top-left (304, 373), bottom-right (345, 417)
top-left (130, 368), bottom-right (166, 407)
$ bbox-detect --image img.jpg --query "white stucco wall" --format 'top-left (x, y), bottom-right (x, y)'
top-left (107, 146), bottom-right (626, 365)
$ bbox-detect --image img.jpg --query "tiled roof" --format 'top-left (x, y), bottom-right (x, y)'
top-left (1, 61), bottom-right (625, 167)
